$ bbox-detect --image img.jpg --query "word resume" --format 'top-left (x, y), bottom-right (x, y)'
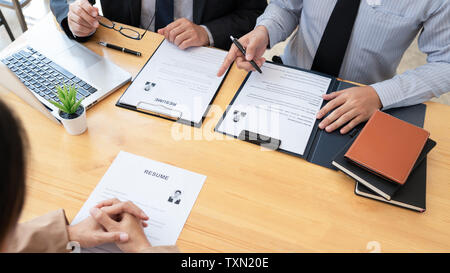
top-left (216, 62), bottom-right (332, 156)
top-left (118, 40), bottom-right (228, 125)
top-left (71, 151), bottom-right (206, 253)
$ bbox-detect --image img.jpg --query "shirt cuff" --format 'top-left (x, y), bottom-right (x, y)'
top-left (201, 25), bottom-right (214, 47)
top-left (371, 80), bottom-right (404, 110)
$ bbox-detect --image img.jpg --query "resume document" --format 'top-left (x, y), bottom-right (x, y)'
top-left (71, 151), bottom-right (206, 253)
top-left (118, 40), bottom-right (227, 125)
top-left (216, 62), bottom-right (332, 156)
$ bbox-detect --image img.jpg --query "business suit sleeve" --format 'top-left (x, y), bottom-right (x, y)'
top-left (202, 0), bottom-right (267, 50)
top-left (5, 209), bottom-right (181, 253)
top-left (50, 0), bottom-right (96, 42)
top-left (371, 2), bottom-right (450, 109)
top-left (5, 209), bottom-right (71, 253)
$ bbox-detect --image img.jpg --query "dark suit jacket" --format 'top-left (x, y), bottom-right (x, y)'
top-left (50, 0), bottom-right (267, 50)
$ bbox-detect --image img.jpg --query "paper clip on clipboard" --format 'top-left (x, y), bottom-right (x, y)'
top-left (137, 102), bottom-right (182, 121)
top-left (238, 130), bottom-right (281, 151)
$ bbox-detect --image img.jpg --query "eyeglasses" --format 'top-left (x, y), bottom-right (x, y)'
top-left (97, 13), bottom-right (156, 40)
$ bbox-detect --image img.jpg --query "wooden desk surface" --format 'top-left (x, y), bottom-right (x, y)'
top-left (1, 15), bottom-right (449, 253)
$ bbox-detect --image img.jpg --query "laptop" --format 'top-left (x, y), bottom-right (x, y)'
top-left (0, 22), bottom-right (131, 123)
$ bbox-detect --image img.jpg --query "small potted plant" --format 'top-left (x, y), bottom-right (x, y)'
top-left (50, 84), bottom-right (87, 135)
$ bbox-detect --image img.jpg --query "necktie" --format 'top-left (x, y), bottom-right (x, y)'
top-left (311, 0), bottom-right (361, 77)
top-left (155, 0), bottom-right (175, 30)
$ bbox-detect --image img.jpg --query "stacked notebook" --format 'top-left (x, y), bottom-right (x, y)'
top-left (332, 110), bottom-right (436, 212)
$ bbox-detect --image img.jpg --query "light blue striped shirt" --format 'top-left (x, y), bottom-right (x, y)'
top-left (256, 0), bottom-right (450, 109)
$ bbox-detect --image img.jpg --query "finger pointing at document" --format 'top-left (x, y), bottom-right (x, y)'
top-left (217, 26), bottom-right (270, 77)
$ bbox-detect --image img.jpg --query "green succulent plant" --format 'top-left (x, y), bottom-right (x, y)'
top-left (50, 84), bottom-right (84, 115)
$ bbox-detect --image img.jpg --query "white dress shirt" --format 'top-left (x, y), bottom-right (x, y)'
top-left (140, 0), bottom-right (214, 46)
top-left (256, 0), bottom-right (450, 109)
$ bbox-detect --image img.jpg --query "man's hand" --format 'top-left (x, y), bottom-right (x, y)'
top-left (90, 208), bottom-right (152, 253)
top-left (68, 0), bottom-right (99, 37)
top-left (158, 18), bottom-right (210, 50)
top-left (217, 26), bottom-right (269, 77)
top-left (316, 86), bottom-right (383, 134)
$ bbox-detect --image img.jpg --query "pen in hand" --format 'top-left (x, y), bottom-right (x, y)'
top-left (230, 36), bottom-right (262, 74)
top-left (98, 42), bottom-right (142, 57)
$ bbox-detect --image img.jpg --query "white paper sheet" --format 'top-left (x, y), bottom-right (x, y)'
top-left (119, 40), bottom-right (227, 124)
top-left (71, 151), bottom-right (206, 253)
top-left (216, 62), bottom-right (332, 156)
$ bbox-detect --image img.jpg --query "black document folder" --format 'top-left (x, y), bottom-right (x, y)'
top-left (215, 62), bottom-right (427, 170)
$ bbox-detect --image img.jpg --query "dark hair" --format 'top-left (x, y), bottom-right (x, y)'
top-left (175, 190), bottom-right (181, 194)
top-left (0, 99), bottom-right (27, 245)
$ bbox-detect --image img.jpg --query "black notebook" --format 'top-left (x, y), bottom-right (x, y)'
top-left (355, 157), bottom-right (428, 212)
top-left (333, 138), bottom-right (436, 200)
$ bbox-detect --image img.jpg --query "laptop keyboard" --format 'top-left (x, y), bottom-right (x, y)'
top-left (1, 46), bottom-right (97, 105)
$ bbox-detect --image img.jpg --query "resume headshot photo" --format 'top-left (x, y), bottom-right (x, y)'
top-left (168, 190), bottom-right (182, 205)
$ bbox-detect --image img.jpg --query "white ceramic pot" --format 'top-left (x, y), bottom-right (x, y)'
top-left (59, 106), bottom-right (87, 135)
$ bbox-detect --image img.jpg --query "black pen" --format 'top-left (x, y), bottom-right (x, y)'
top-left (98, 41), bottom-right (142, 57)
top-left (230, 35), bottom-right (262, 74)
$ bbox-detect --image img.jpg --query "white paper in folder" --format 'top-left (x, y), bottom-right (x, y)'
top-left (71, 151), bottom-right (206, 253)
top-left (118, 40), bottom-right (227, 125)
top-left (216, 62), bottom-right (332, 156)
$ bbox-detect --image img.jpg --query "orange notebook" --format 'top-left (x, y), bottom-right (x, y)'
top-left (345, 110), bottom-right (430, 185)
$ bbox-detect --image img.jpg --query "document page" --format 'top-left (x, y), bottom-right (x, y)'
top-left (71, 151), bottom-right (206, 253)
top-left (216, 62), bottom-right (332, 156)
top-left (119, 40), bottom-right (227, 124)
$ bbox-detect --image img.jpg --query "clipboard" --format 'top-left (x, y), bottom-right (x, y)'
top-left (215, 61), bottom-right (427, 170)
top-left (116, 40), bottom-right (231, 128)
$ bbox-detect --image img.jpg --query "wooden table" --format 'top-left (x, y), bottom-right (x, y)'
top-left (1, 15), bottom-right (449, 253)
